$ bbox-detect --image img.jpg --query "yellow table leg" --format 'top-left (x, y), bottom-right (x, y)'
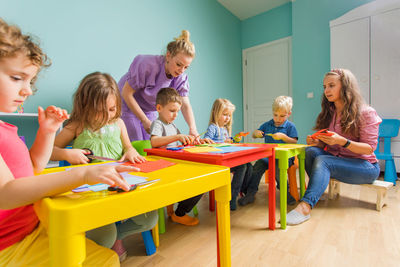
top-left (152, 224), bottom-right (160, 247)
top-left (215, 180), bottom-right (231, 267)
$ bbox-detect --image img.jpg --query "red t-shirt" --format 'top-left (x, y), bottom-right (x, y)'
top-left (0, 122), bottom-right (39, 251)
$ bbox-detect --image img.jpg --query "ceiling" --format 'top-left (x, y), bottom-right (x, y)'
top-left (217, 0), bottom-right (291, 20)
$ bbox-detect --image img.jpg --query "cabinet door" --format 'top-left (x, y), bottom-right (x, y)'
top-left (371, 8), bottom-right (400, 119)
top-left (371, 8), bottom-right (400, 172)
top-left (331, 17), bottom-right (370, 104)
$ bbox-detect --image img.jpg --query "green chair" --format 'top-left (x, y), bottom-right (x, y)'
top-left (131, 140), bottom-right (198, 235)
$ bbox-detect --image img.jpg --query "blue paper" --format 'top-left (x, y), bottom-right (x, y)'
top-left (209, 146), bottom-right (257, 154)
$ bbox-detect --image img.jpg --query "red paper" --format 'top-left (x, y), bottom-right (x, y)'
top-left (122, 159), bottom-right (176, 173)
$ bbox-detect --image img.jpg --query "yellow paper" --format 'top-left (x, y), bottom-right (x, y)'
top-left (183, 147), bottom-right (222, 153)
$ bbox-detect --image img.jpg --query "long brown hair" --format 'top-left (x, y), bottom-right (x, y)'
top-left (314, 68), bottom-right (364, 137)
top-left (67, 72), bottom-right (121, 132)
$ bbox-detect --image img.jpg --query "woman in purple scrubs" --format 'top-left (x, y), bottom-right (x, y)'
top-left (118, 30), bottom-right (199, 141)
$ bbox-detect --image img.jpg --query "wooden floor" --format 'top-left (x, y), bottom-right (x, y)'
top-left (122, 175), bottom-right (400, 267)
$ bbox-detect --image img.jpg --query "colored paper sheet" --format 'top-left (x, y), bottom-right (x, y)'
top-left (209, 146), bottom-right (257, 153)
top-left (183, 146), bottom-right (222, 153)
top-left (72, 174), bottom-right (148, 193)
top-left (122, 159), bottom-right (176, 173)
top-left (197, 143), bottom-right (232, 147)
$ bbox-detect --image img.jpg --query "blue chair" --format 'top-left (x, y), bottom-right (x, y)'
top-left (375, 119), bottom-right (400, 184)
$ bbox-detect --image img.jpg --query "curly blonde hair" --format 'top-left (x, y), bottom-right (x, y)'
top-left (209, 98), bottom-right (236, 136)
top-left (314, 68), bottom-right (364, 137)
top-left (67, 72), bottom-right (121, 132)
top-left (0, 18), bottom-right (50, 87)
top-left (166, 30), bottom-right (195, 58)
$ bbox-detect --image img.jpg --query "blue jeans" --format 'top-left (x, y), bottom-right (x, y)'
top-left (303, 146), bottom-right (380, 208)
top-left (231, 163), bottom-right (252, 199)
top-left (246, 157), bottom-right (294, 195)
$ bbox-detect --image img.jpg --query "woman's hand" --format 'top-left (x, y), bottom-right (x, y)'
top-left (120, 148), bottom-right (146, 163)
top-left (306, 135), bottom-right (320, 146)
top-left (317, 131), bottom-right (346, 146)
top-left (38, 106), bottom-right (69, 134)
top-left (142, 118), bottom-right (152, 134)
top-left (81, 164), bottom-right (140, 191)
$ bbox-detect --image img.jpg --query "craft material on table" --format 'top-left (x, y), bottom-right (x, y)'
top-left (183, 146), bottom-right (222, 153)
top-left (122, 159), bottom-right (176, 172)
top-left (72, 173), bottom-right (151, 192)
top-left (209, 146), bottom-right (257, 154)
top-left (83, 148), bottom-right (117, 162)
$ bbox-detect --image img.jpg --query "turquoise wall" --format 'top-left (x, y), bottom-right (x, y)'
top-left (241, 2), bottom-right (292, 49)
top-left (241, 0), bottom-right (374, 143)
top-left (1, 0), bottom-right (242, 147)
top-left (291, 0), bottom-right (374, 142)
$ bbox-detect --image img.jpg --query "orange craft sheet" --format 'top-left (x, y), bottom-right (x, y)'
top-left (122, 159), bottom-right (176, 173)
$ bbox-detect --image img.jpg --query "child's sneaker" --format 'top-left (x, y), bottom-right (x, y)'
top-left (111, 239), bottom-right (127, 262)
top-left (238, 193), bottom-right (255, 206)
top-left (171, 213), bottom-right (199, 226)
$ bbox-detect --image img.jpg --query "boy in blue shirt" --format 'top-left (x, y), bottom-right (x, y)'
top-left (239, 96), bottom-right (298, 206)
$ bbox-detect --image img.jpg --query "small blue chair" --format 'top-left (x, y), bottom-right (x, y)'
top-left (375, 119), bottom-right (400, 184)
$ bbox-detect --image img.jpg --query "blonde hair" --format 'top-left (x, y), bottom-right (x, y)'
top-left (156, 87), bottom-right (182, 106)
top-left (209, 99), bottom-right (236, 136)
top-left (272, 95), bottom-right (293, 113)
top-left (0, 18), bottom-right (50, 89)
top-left (67, 72), bottom-right (121, 132)
top-left (166, 30), bottom-right (195, 58)
top-left (315, 68), bottom-right (364, 137)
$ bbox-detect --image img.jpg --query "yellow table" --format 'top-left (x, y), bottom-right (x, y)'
top-left (34, 156), bottom-right (232, 267)
top-left (272, 144), bottom-right (308, 229)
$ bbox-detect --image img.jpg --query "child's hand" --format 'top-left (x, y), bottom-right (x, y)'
top-left (224, 138), bottom-right (233, 143)
top-left (120, 148), bottom-right (146, 163)
top-left (81, 164), bottom-right (140, 191)
top-left (65, 149), bottom-right (91, 165)
top-left (177, 134), bottom-right (194, 145)
top-left (306, 135), bottom-right (320, 146)
top-left (270, 132), bottom-right (287, 140)
top-left (199, 138), bottom-right (214, 144)
top-left (38, 106), bottom-right (69, 134)
top-left (253, 130), bottom-right (264, 138)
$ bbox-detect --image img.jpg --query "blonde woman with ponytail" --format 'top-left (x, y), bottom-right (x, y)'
top-left (118, 30), bottom-right (199, 141)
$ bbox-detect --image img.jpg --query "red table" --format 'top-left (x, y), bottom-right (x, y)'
top-left (145, 143), bottom-right (278, 230)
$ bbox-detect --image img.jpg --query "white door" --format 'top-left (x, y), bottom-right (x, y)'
top-left (371, 8), bottom-right (400, 119)
top-left (243, 37), bottom-right (292, 143)
top-left (330, 17), bottom-right (370, 104)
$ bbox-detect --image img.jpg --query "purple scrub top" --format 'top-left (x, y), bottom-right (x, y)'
top-left (118, 55), bottom-right (190, 140)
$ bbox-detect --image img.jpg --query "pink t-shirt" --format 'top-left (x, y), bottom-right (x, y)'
top-left (0, 122), bottom-right (39, 251)
top-left (326, 106), bottom-right (382, 163)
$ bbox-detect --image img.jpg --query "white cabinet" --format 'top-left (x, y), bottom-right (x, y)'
top-left (330, 0), bottom-right (400, 172)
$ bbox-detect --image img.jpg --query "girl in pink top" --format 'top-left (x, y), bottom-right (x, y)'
top-left (286, 69), bottom-right (382, 226)
top-left (0, 18), bottom-right (137, 266)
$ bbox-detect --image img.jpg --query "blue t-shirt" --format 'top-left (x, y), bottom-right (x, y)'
top-left (204, 124), bottom-right (229, 143)
top-left (258, 119), bottom-right (298, 144)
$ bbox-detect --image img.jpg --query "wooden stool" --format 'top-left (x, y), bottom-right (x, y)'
top-left (328, 179), bottom-right (393, 211)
